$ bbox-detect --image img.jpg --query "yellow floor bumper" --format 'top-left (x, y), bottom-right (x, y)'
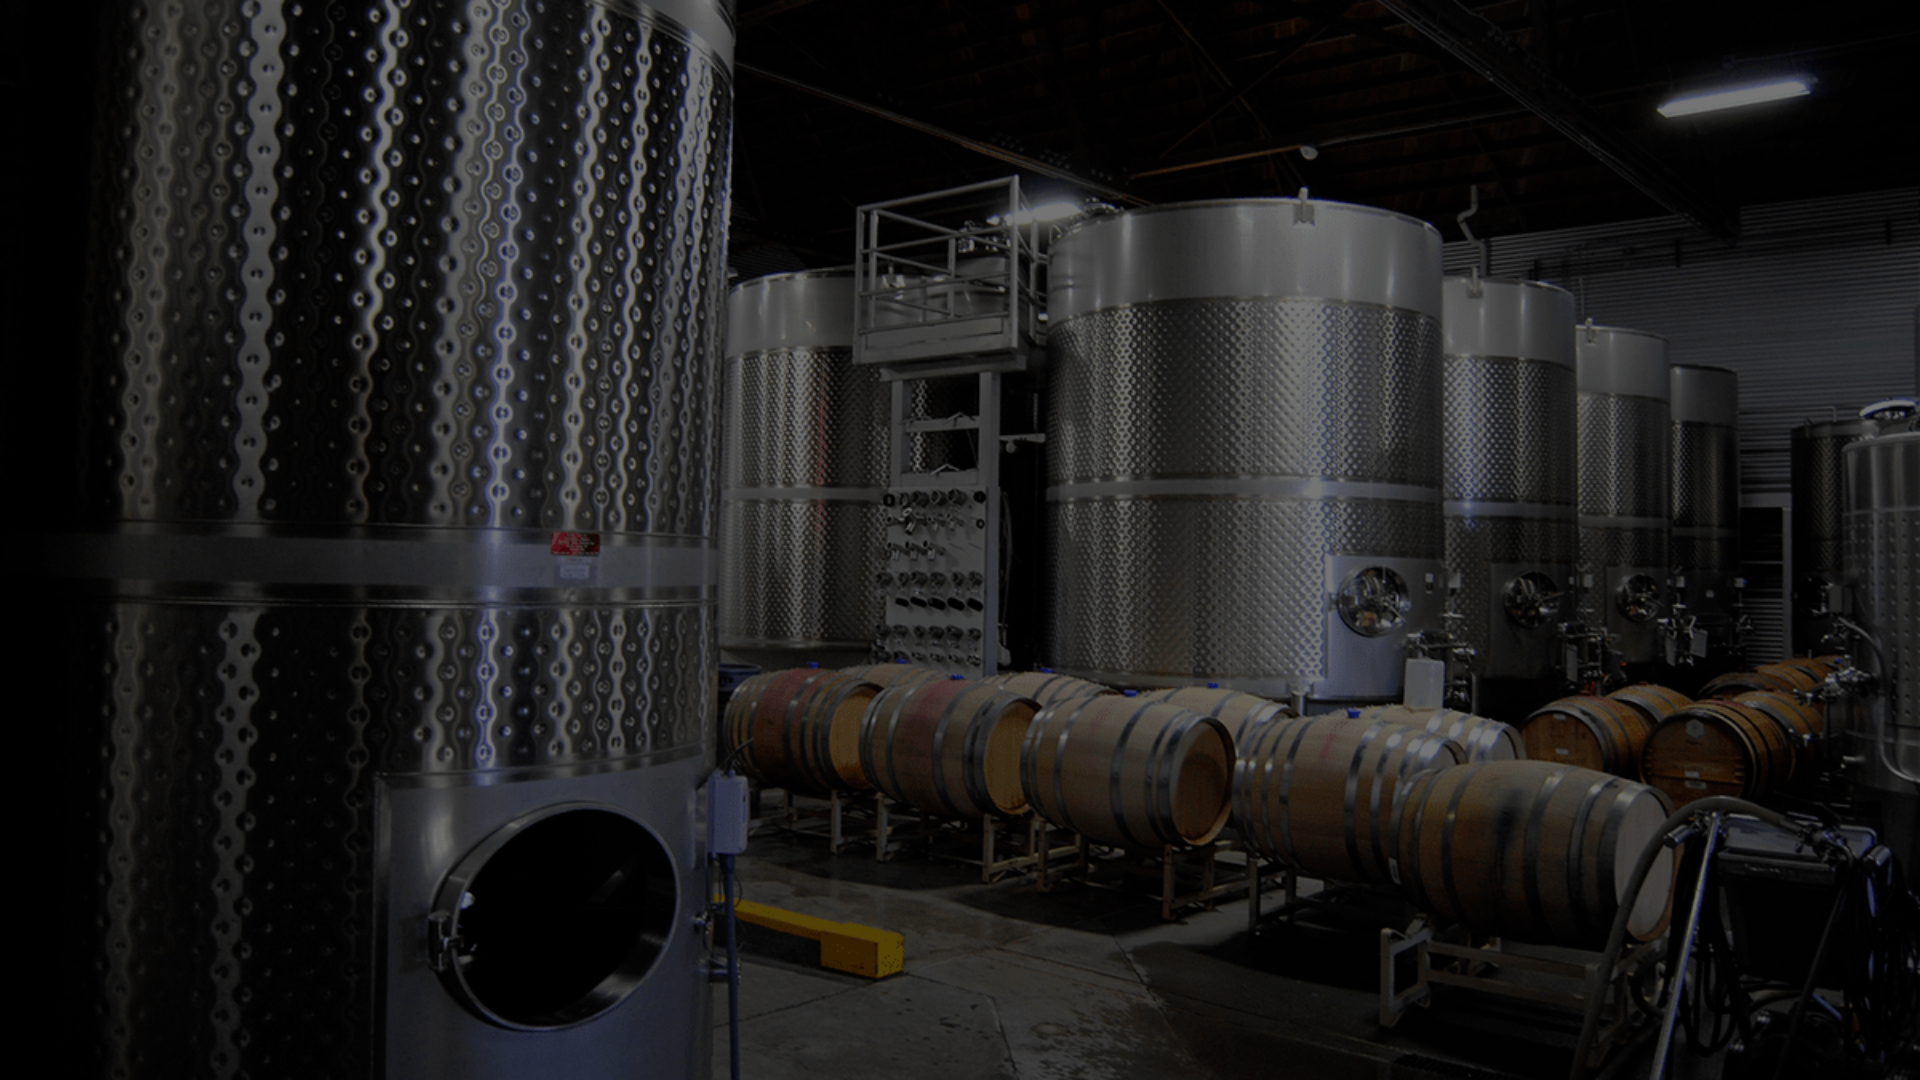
top-left (732, 899), bottom-right (905, 979)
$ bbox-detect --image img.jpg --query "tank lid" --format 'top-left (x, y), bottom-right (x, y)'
top-left (1048, 194), bottom-right (1443, 320)
top-left (1670, 365), bottom-right (1738, 426)
top-left (726, 270), bottom-right (855, 356)
top-left (1575, 321), bottom-right (1670, 399)
top-left (1441, 275), bottom-right (1576, 366)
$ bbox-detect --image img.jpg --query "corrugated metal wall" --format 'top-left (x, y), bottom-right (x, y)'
top-left (1443, 187), bottom-right (1919, 659)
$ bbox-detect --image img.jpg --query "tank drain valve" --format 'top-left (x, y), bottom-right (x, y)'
top-left (424, 910), bottom-right (473, 973)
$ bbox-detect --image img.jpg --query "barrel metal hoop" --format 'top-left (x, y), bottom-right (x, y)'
top-left (957, 691), bottom-right (1013, 815)
top-left (1344, 721), bottom-right (1387, 881)
top-left (782, 668), bottom-right (834, 786)
top-left (1522, 767), bottom-right (1569, 941)
top-left (1594, 779), bottom-right (1634, 939)
top-left (1108, 698), bottom-right (1162, 849)
top-left (1146, 712), bottom-right (1200, 847)
top-left (1276, 719), bottom-right (1314, 864)
top-left (1366, 724), bottom-right (1415, 881)
top-left (1565, 700), bottom-right (1619, 769)
top-left (927, 682), bottom-right (974, 817)
top-left (1565, 773), bottom-right (1619, 940)
top-left (816, 677), bottom-right (867, 788)
top-left (879, 684), bottom-right (917, 801)
top-left (1048, 696), bottom-right (1099, 837)
top-left (1400, 770), bottom-right (1441, 909)
top-left (1438, 762), bottom-right (1489, 924)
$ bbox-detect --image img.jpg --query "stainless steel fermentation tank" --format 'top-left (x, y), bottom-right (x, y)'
top-left (1792, 400), bottom-right (1917, 653)
top-left (721, 271), bottom-right (887, 669)
top-left (1045, 197), bottom-right (1446, 707)
top-left (60, 1), bottom-right (733, 1076)
top-left (1669, 365), bottom-right (1742, 666)
top-left (1843, 426), bottom-right (1920, 857)
top-left (1845, 428), bottom-right (1920, 864)
top-left (1439, 276), bottom-right (1577, 687)
top-left (1574, 325), bottom-right (1672, 671)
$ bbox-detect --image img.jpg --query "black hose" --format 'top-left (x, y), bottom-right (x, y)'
top-left (721, 851), bottom-right (743, 1080)
top-left (1567, 797), bottom-right (1804, 1080)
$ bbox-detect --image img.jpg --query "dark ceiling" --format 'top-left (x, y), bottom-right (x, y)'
top-left (727, 0), bottom-right (1919, 277)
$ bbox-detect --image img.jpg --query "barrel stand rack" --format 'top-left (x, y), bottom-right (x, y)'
top-left (760, 788), bottom-right (894, 856)
top-left (922, 812), bottom-right (1081, 883)
top-left (1035, 834), bottom-right (1282, 921)
top-left (1379, 916), bottom-right (1663, 1073)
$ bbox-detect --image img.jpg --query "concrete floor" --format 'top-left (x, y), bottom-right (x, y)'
top-left (708, 808), bottom-right (1640, 1080)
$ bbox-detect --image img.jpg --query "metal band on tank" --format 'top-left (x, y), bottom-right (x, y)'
top-left (1445, 351), bottom-right (1575, 371)
top-left (1444, 500), bottom-right (1577, 521)
top-left (50, 528), bottom-right (714, 601)
top-left (1046, 478), bottom-right (1440, 504)
top-left (722, 486), bottom-right (886, 503)
top-left (1578, 514), bottom-right (1672, 532)
top-left (1522, 767), bottom-right (1569, 938)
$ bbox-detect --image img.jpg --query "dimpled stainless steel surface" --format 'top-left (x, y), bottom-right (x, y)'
top-left (1046, 199), bottom-right (1445, 702)
top-left (1793, 415), bottom-right (1901, 652)
top-left (1439, 277), bottom-right (1576, 679)
top-left (719, 496), bottom-right (884, 655)
top-left (1447, 516), bottom-right (1577, 679)
top-left (1846, 433), bottom-right (1920, 767)
top-left (1048, 299), bottom-right (1440, 487)
top-left (1845, 431), bottom-right (1920, 859)
top-left (721, 273), bottom-right (891, 660)
top-left (66, 0), bottom-right (732, 1076)
top-left (1575, 327), bottom-right (1670, 665)
top-left (1576, 394), bottom-right (1671, 520)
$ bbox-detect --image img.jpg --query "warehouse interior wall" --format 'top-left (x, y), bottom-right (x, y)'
top-left (1442, 187), bottom-right (1919, 659)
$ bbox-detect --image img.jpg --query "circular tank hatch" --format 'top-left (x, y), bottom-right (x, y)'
top-left (430, 805), bottom-right (678, 1030)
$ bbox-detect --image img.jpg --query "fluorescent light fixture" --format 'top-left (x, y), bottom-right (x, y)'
top-left (1657, 78), bottom-right (1810, 118)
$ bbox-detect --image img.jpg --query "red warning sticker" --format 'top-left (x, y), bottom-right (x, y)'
top-left (550, 531), bottom-right (601, 557)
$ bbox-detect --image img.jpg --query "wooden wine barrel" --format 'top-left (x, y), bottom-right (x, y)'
top-left (1641, 700), bottom-right (1795, 806)
top-left (983, 670), bottom-right (1114, 707)
top-left (1358, 705), bottom-right (1523, 762)
top-left (1608, 684), bottom-right (1691, 729)
top-left (1020, 695), bottom-right (1234, 848)
top-left (843, 661), bottom-right (944, 689)
top-left (1518, 696), bottom-right (1656, 777)
top-left (860, 678), bottom-right (1038, 818)
top-left (1143, 686), bottom-right (1290, 754)
top-left (1731, 690), bottom-right (1824, 772)
top-left (1699, 664), bottom-right (1819, 700)
top-left (723, 667), bottom-right (880, 794)
top-left (1773, 655), bottom-right (1840, 684)
top-left (1395, 760), bottom-right (1676, 949)
top-left (1235, 714), bottom-right (1464, 886)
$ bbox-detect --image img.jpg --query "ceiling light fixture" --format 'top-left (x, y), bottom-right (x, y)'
top-left (1657, 78), bottom-right (1811, 118)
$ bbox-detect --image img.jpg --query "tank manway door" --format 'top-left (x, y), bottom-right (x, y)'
top-left (854, 177), bottom-right (1059, 679)
top-left (428, 806), bottom-right (677, 1031)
